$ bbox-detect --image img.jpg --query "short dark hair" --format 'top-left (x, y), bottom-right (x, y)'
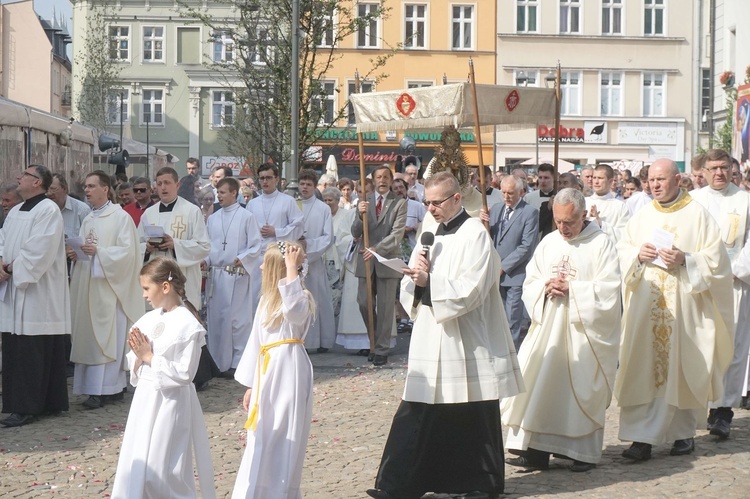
top-left (391, 178), bottom-right (408, 190)
top-left (258, 163), bottom-right (279, 177)
top-left (595, 164), bottom-right (615, 180)
top-left (213, 165), bottom-right (233, 177)
top-left (132, 177), bottom-right (150, 188)
top-left (705, 149), bottom-right (732, 167)
top-left (626, 177), bottom-right (641, 189)
top-left (87, 170), bottom-right (115, 201)
top-left (155, 167), bottom-right (179, 182)
top-left (338, 177), bottom-right (354, 190)
top-left (691, 153), bottom-right (706, 172)
top-left (51, 172), bottom-right (68, 191)
top-left (32, 165), bottom-right (54, 191)
top-left (372, 165), bottom-right (393, 180)
top-left (537, 163), bottom-right (555, 175)
top-left (217, 177), bottom-right (240, 194)
top-left (298, 169), bottom-right (318, 185)
top-left (115, 172), bottom-right (128, 183)
top-left (116, 182), bottom-right (132, 191)
top-left (186, 157), bottom-right (200, 167)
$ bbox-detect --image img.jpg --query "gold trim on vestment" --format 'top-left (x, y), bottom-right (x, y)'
top-left (651, 189), bottom-right (692, 213)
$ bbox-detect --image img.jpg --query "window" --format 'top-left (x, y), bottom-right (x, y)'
top-left (250, 28), bottom-right (273, 65)
top-left (405, 4), bottom-right (426, 49)
top-left (514, 70), bottom-right (539, 87)
top-left (106, 89), bottom-right (129, 124)
top-left (452, 5), bottom-right (474, 49)
top-left (311, 81), bottom-right (336, 125)
top-left (600, 72), bottom-right (623, 116)
top-left (213, 31), bottom-right (234, 63)
top-left (357, 3), bottom-right (380, 48)
top-left (643, 72), bottom-right (665, 116)
top-left (109, 26), bottom-right (130, 61)
top-left (701, 68), bottom-right (711, 131)
top-left (602, 0), bottom-right (622, 35)
top-left (347, 81), bottom-right (374, 126)
top-left (517, 0), bottom-right (538, 33)
top-left (644, 0), bottom-right (665, 36)
top-left (560, 0), bottom-right (580, 34)
top-left (316, 5), bottom-right (335, 48)
top-left (560, 71), bottom-right (581, 115)
top-left (407, 81), bottom-right (433, 88)
top-left (141, 89), bottom-right (164, 125)
top-left (142, 26), bottom-right (164, 62)
top-left (212, 91), bottom-right (234, 127)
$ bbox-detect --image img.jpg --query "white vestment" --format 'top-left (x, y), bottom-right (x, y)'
top-left (691, 184), bottom-right (750, 408)
top-left (0, 198), bottom-right (70, 335)
top-left (625, 190), bottom-right (652, 215)
top-left (502, 221), bottom-right (622, 463)
top-left (401, 214), bottom-right (524, 404)
top-left (139, 197), bottom-right (210, 307)
top-left (70, 203), bottom-right (144, 396)
top-left (205, 203), bottom-right (262, 372)
top-left (585, 192), bottom-right (631, 244)
top-left (112, 306), bottom-right (216, 499)
top-left (615, 191), bottom-right (735, 445)
top-left (246, 190), bottom-right (303, 314)
top-left (233, 277), bottom-right (313, 499)
top-left (298, 197), bottom-right (336, 349)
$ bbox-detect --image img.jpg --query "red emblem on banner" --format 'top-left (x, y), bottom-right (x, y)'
top-left (505, 89), bottom-right (520, 112)
top-left (396, 93), bottom-right (417, 117)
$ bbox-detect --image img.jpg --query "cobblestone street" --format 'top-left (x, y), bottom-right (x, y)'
top-left (2, 333), bottom-right (750, 498)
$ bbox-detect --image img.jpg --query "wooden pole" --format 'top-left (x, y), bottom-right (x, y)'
top-left (553, 62), bottom-right (561, 194)
top-left (355, 71), bottom-right (377, 354)
top-left (468, 58), bottom-right (490, 231)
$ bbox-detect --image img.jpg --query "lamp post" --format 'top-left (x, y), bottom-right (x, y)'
top-left (285, 0), bottom-right (301, 198)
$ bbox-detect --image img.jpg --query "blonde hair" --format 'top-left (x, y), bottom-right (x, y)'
top-left (259, 241), bottom-right (315, 330)
top-left (140, 257), bottom-right (203, 324)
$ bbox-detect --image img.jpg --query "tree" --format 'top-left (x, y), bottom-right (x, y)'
top-left (74, 2), bottom-right (122, 134)
top-left (182, 0), bottom-right (395, 172)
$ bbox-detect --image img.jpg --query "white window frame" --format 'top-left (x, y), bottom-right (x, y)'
top-left (644, 0), bottom-right (666, 36)
top-left (249, 27), bottom-right (274, 65)
top-left (142, 25), bottom-right (165, 63)
top-left (642, 72), bottom-right (666, 117)
top-left (516, 0), bottom-right (539, 34)
top-left (560, 71), bottom-right (581, 116)
top-left (108, 24), bottom-right (131, 62)
top-left (213, 31), bottom-right (234, 63)
top-left (601, 0), bottom-right (624, 36)
top-left (600, 71), bottom-right (623, 117)
top-left (141, 88), bottom-right (165, 126)
top-left (404, 3), bottom-right (428, 50)
top-left (316, 5), bottom-right (336, 48)
top-left (106, 89), bottom-right (129, 125)
top-left (451, 4), bottom-right (475, 50)
top-left (357, 3), bottom-right (381, 49)
top-left (211, 90), bottom-right (235, 128)
top-left (407, 81), bottom-right (434, 88)
top-left (347, 79), bottom-right (375, 126)
top-left (514, 69), bottom-right (540, 87)
top-left (559, 0), bottom-right (581, 35)
top-left (312, 80), bottom-right (337, 125)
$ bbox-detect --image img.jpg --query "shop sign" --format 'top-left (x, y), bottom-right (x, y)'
top-left (315, 128), bottom-right (379, 141)
top-left (584, 121), bottom-right (608, 144)
top-left (537, 124), bottom-right (585, 143)
top-left (404, 131), bottom-right (475, 142)
top-left (320, 146), bottom-right (436, 165)
top-left (201, 156), bottom-right (252, 176)
top-left (618, 122), bottom-right (677, 145)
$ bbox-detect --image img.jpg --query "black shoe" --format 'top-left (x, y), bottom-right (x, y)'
top-left (505, 455), bottom-right (549, 471)
top-left (366, 488), bottom-right (398, 499)
top-left (82, 395), bottom-right (103, 409)
top-left (103, 388), bottom-right (126, 402)
top-left (458, 492), bottom-right (498, 499)
top-left (317, 347), bottom-right (329, 353)
top-left (1, 413), bottom-right (36, 427)
top-left (670, 438), bottom-right (695, 456)
top-left (622, 442), bottom-right (652, 461)
top-left (397, 321), bottom-right (412, 334)
top-left (220, 368), bottom-right (236, 379)
top-left (195, 381), bottom-right (210, 392)
top-left (356, 349), bottom-right (370, 357)
top-left (707, 408), bottom-right (717, 430)
top-left (741, 396), bottom-right (749, 410)
top-left (570, 460), bottom-right (596, 472)
top-left (710, 418), bottom-right (731, 439)
top-left (368, 353), bottom-right (375, 362)
top-left (373, 355), bottom-right (388, 366)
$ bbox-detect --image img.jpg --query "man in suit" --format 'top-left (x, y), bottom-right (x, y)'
top-left (481, 175), bottom-right (539, 350)
top-left (352, 165), bottom-right (408, 366)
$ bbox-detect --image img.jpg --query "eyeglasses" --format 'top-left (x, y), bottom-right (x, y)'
top-left (23, 171), bottom-right (41, 180)
top-left (423, 193), bottom-right (456, 207)
top-left (704, 165), bottom-right (730, 173)
top-left (258, 176), bottom-right (276, 181)
top-left (133, 188), bottom-right (148, 193)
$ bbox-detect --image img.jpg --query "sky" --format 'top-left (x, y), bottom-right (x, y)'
top-left (32, 0), bottom-right (73, 30)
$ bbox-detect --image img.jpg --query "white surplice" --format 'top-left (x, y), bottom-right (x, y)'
top-left (502, 221), bottom-right (622, 463)
top-left (585, 192), bottom-right (631, 244)
top-left (70, 202), bottom-right (144, 396)
top-left (245, 190), bottom-right (303, 314)
top-left (298, 196), bottom-right (335, 349)
top-left (204, 203), bottom-right (262, 372)
top-left (112, 306), bottom-right (216, 499)
top-left (233, 276), bottom-right (313, 499)
top-left (615, 191), bottom-right (735, 445)
top-left (139, 197), bottom-right (211, 307)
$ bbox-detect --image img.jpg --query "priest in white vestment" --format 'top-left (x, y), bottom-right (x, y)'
top-left (0, 165), bottom-right (70, 427)
top-left (503, 188), bottom-right (621, 472)
top-left (368, 172), bottom-right (523, 499)
top-left (615, 159), bottom-right (734, 461)
top-left (690, 149), bottom-right (750, 439)
top-left (138, 167), bottom-right (210, 308)
top-left (323, 187), bottom-right (351, 328)
top-left (71, 172), bottom-right (144, 409)
top-left (245, 163), bottom-right (303, 315)
top-left (585, 165), bottom-right (630, 244)
top-left (203, 178), bottom-right (261, 375)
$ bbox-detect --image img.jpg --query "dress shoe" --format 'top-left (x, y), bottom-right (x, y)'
top-left (505, 454), bottom-right (549, 471)
top-left (82, 395), bottom-right (103, 409)
top-left (1, 413), bottom-right (36, 427)
top-left (710, 418), bottom-right (730, 439)
top-left (569, 460), bottom-right (596, 472)
top-left (740, 396), bottom-right (749, 410)
top-left (460, 491), bottom-right (498, 498)
top-left (622, 442), bottom-right (652, 461)
top-left (670, 438), bottom-right (695, 456)
top-left (707, 408), bottom-right (717, 431)
top-left (368, 353), bottom-right (375, 362)
top-left (372, 354), bottom-right (388, 366)
top-left (220, 368), bottom-right (236, 379)
top-left (317, 347), bottom-right (329, 353)
top-left (356, 349), bottom-right (370, 357)
top-left (103, 389), bottom-right (126, 402)
top-left (195, 381), bottom-right (210, 392)
top-left (366, 488), bottom-right (398, 499)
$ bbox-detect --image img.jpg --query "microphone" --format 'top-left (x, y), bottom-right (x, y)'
top-left (420, 232), bottom-right (435, 262)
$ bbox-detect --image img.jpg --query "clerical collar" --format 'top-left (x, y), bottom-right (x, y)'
top-left (437, 209), bottom-right (470, 235)
top-left (261, 190), bottom-right (279, 198)
top-left (20, 193), bottom-right (47, 211)
top-left (539, 189), bottom-right (555, 198)
top-left (653, 188), bottom-right (692, 213)
top-left (222, 201), bottom-right (240, 212)
top-left (92, 200), bottom-right (111, 214)
top-left (159, 198), bottom-right (178, 212)
top-left (485, 187), bottom-right (494, 195)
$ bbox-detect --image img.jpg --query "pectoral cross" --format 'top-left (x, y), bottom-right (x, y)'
top-left (222, 240), bottom-right (228, 250)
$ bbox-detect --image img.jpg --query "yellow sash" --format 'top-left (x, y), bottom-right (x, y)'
top-left (244, 338), bottom-right (305, 430)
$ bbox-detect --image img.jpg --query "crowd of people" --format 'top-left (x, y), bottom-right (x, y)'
top-left (0, 149), bottom-right (748, 498)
